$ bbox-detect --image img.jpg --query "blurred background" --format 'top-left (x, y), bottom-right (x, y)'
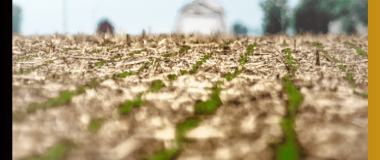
top-left (12, 0), bottom-right (368, 36)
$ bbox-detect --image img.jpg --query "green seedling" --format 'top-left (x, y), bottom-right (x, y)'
top-left (87, 78), bottom-right (99, 88)
top-left (12, 66), bottom-right (40, 75)
top-left (194, 99), bottom-right (222, 115)
top-left (95, 60), bottom-right (106, 67)
top-left (179, 45), bottom-right (190, 54)
top-left (273, 76), bottom-right (303, 160)
top-left (344, 41), bottom-right (368, 57)
top-left (32, 55), bottom-right (38, 57)
top-left (238, 56), bottom-right (249, 65)
top-left (74, 54), bottom-right (83, 56)
top-left (189, 54), bottom-right (212, 74)
top-left (282, 49), bottom-right (297, 76)
top-left (119, 97), bottom-right (145, 114)
top-left (176, 118), bottom-right (201, 145)
top-left (113, 45), bottom-right (122, 49)
top-left (226, 44), bottom-right (255, 81)
top-left (88, 118), bottom-right (103, 133)
top-left (27, 79), bottom-right (98, 113)
top-left (276, 118), bottom-right (300, 160)
top-left (12, 85), bottom-right (21, 90)
top-left (23, 141), bottom-right (75, 160)
top-left (111, 55), bottom-right (122, 60)
top-left (102, 40), bottom-right (114, 45)
top-left (355, 92), bottom-right (368, 99)
top-left (194, 83), bottom-right (222, 115)
top-left (345, 71), bottom-right (356, 88)
top-left (174, 53), bottom-right (178, 56)
top-left (128, 50), bottom-right (142, 56)
top-left (149, 80), bottom-right (164, 92)
top-left (283, 76), bottom-right (303, 113)
top-left (118, 71), bottom-right (136, 78)
top-left (339, 64), bottom-right (346, 71)
top-left (180, 70), bottom-right (188, 75)
top-left (237, 43), bottom-right (256, 65)
top-left (88, 50), bottom-right (102, 54)
top-left (149, 81), bottom-right (223, 159)
top-left (225, 73), bottom-right (236, 81)
top-left (73, 47), bottom-right (78, 50)
top-left (163, 54), bottom-right (173, 57)
top-left (27, 91), bottom-right (77, 113)
top-left (246, 43), bottom-right (256, 56)
top-left (312, 42), bottom-right (323, 49)
top-left (148, 148), bottom-right (179, 160)
top-left (44, 60), bottom-right (54, 64)
top-left (12, 112), bottom-right (25, 122)
top-left (12, 70), bottom-right (23, 74)
top-left (16, 58), bottom-right (24, 61)
top-left (315, 43), bottom-right (361, 89)
top-left (218, 41), bottom-right (232, 49)
top-left (167, 74), bottom-right (177, 81)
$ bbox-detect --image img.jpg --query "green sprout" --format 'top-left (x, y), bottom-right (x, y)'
top-left (88, 50), bottom-right (102, 54)
top-left (179, 45), bottom-right (190, 54)
top-left (88, 118), bottom-right (103, 133)
top-left (344, 41), bottom-right (368, 57)
top-left (94, 60), bottom-right (106, 67)
top-left (273, 76), bottom-right (303, 160)
top-left (119, 96), bottom-right (145, 114)
top-left (189, 54), bottom-right (212, 74)
top-left (23, 141), bottom-right (75, 160)
top-left (118, 72), bottom-right (133, 78)
top-left (167, 74), bottom-right (177, 81)
top-left (148, 148), bottom-right (179, 160)
top-left (149, 80), bottom-right (164, 93)
top-left (27, 79), bottom-right (99, 113)
top-left (180, 70), bottom-right (188, 75)
top-left (163, 54), bottom-right (173, 57)
top-left (45, 60), bottom-right (54, 64)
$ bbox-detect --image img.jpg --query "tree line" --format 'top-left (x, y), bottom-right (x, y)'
top-left (233, 0), bottom-right (368, 35)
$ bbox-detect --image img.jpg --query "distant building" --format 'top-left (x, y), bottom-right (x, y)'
top-left (328, 16), bottom-right (368, 35)
top-left (175, 0), bottom-right (227, 35)
top-left (96, 19), bottom-right (114, 35)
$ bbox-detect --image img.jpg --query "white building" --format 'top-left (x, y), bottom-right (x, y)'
top-left (175, 0), bottom-right (228, 35)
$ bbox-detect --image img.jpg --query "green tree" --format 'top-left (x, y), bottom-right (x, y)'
top-left (352, 0), bottom-right (368, 26)
top-left (294, 0), bottom-right (367, 34)
top-left (232, 21), bottom-right (248, 35)
top-left (12, 4), bottom-right (22, 33)
top-left (260, 0), bottom-right (290, 34)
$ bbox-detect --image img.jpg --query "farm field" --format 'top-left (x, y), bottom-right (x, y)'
top-left (12, 33), bottom-right (368, 160)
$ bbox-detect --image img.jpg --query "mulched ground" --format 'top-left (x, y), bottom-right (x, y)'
top-left (12, 33), bottom-right (368, 160)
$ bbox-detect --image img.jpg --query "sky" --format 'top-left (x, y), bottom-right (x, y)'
top-left (12, 0), bottom-right (301, 36)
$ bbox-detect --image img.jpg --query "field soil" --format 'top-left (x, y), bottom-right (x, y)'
top-left (12, 33), bottom-right (368, 160)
